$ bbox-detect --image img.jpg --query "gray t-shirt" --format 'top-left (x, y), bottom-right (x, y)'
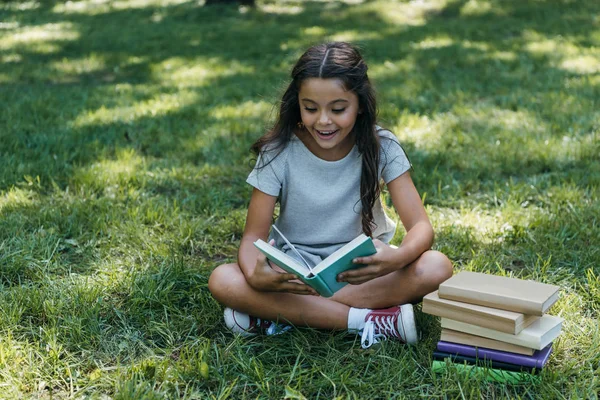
top-left (246, 128), bottom-right (411, 268)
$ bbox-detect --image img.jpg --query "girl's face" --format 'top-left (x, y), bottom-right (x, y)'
top-left (298, 78), bottom-right (360, 161)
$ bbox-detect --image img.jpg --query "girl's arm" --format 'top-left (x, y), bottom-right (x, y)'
top-left (338, 172), bottom-right (434, 284)
top-left (238, 188), bottom-right (317, 295)
top-left (386, 170), bottom-right (434, 263)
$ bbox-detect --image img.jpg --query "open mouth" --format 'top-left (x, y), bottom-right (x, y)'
top-left (316, 129), bottom-right (339, 139)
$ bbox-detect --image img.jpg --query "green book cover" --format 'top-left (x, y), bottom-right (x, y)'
top-left (254, 233), bottom-right (376, 297)
top-left (431, 360), bottom-right (540, 384)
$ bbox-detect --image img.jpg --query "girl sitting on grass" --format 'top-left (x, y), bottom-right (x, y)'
top-left (209, 42), bottom-right (452, 348)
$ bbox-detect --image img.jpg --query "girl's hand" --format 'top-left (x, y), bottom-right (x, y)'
top-left (247, 240), bottom-right (318, 296)
top-left (337, 239), bottom-right (400, 285)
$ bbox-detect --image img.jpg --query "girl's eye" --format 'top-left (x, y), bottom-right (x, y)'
top-left (332, 109), bottom-right (346, 113)
top-left (303, 107), bottom-right (317, 113)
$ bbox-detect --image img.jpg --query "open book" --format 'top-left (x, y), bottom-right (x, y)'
top-left (254, 227), bottom-right (377, 297)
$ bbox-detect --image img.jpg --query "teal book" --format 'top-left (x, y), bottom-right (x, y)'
top-left (253, 232), bottom-right (376, 297)
top-left (431, 360), bottom-right (540, 384)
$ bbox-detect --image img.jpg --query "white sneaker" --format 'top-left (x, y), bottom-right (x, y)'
top-left (223, 308), bottom-right (291, 337)
top-left (360, 304), bottom-right (418, 348)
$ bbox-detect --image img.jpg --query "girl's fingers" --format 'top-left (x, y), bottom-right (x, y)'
top-left (353, 256), bottom-right (374, 264)
top-left (339, 266), bottom-right (379, 280)
top-left (280, 282), bottom-right (317, 295)
top-left (341, 269), bottom-right (380, 284)
top-left (278, 273), bottom-right (299, 282)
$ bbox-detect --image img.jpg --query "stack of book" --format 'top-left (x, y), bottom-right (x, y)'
top-left (424, 271), bottom-right (562, 383)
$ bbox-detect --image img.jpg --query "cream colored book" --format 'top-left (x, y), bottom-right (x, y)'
top-left (423, 291), bottom-right (539, 334)
top-left (441, 314), bottom-right (563, 350)
top-left (438, 271), bottom-right (560, 316)
top-left (440, 329), bottom-right (535, 355)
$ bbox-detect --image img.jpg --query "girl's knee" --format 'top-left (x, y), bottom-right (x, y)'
top-left (421, 250), bottom-right (453, 284)
top-left (208, 263), bottom-right (245, 299)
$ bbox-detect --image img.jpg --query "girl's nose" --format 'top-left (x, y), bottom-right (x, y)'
top-left (319, 111), bottom-right (331, 125)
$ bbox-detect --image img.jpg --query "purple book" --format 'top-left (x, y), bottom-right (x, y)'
top-left (436, 341), bottom-right (553, 369)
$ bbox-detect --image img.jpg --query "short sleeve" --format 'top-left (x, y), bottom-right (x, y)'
top-left (246, 148), bottom-right (285, 197)
top-left (378, 129), bottom-right (412, 184)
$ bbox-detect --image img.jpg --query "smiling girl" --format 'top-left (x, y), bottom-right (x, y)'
top-left (208, 42), bottom-right (453, 348)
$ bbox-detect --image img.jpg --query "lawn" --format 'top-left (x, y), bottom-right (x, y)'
top-left (0, 0), bottom-right (599, 398)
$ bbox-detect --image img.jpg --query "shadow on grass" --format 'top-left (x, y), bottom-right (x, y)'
top-left (0, 1), bottom-right (599, 395)
top-left (1, 0), bottom-right (599, 188)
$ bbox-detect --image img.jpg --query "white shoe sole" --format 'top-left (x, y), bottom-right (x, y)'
top-left (400, 304), bottom-right (418, 344)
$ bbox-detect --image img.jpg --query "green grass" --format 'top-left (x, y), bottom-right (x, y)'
top-left (0, 0), bottom-right (599, 397)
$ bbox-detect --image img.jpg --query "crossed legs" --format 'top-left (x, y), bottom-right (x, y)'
top-left (208, 250), bottom-right (453, 330)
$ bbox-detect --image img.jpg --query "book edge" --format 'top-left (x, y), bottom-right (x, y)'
top-left (311, 234), bottom-right (372, 274)
top-left (440, 329), bottom-right (535, 355)
top-left (423, 301), bottom-right (517, 334)
top-left (254, 239), bottom-right (310, 277)
top-left (438, 289), bottom-right (545, 315)
top-left (439, 272), bottom-right (560, 313)
top-left (436, 341), bottom-right (552, 368)
top-left (424, 291), bottom-right (524, 322)
top-left (441, 316), bottom-right (562, 350)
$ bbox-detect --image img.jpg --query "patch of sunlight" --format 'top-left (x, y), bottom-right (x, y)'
top-left (392, 114), bottom-right (441, 150)
top-left (329, 30), bottom-right (382, 43)
top-left (260, 3), bottom-right (304, 15)
top-left (1, 53), bottom-right (22, 63)
top-left (471, 107), bottom-right (545, 134)
top-left (460, 0), bottom-right (506, 16)
top-left (523, 30), bottom-right (579, 57)
top-left (393, 105), bottom-right (546, 151)
top-left (3, 1), bottom-right (39, 11)
top-left (303, 26), bottom-right (326, 36)
top-left (209, 100), bottom-right (272, 120)
top-left (370, 58), bottom-right (416, 80)
top-left (489, 50), bottom-right (516, 62)
top-left (0, 335), bottom-right (32, 373)
top-left (50, 53), bottom-right (107, 76)
top-left (0, 22), bottom-right (79, 52)
top-left (430, 207), bottom-right (502, 243)
top-left (74, 148), bottom-right (144, 190)
top-left (370, 0), bottom-right (446, 26)
top-left (461, 40), bottom-right (490, 52)
top-left (0, 73), bottom-right (10, 83)
top-left (152, 57), bottom-right (254, 88)
top-left (0, 188), bottom-right (37, 213)
top-left (541, 131), bottom-right (599, 164)
top-left (71, 91), bottom-right (198, 128)
top-left (53, 0), bottom-right (190, 15)
top-left (560, 55), bottom-right (600, 75)
top-left (0, 22), bottom-right (20, 29)
top-left (410, 36), bottom-right (454, 50)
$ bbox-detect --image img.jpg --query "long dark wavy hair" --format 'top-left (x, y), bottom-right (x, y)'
top-left (251, 42), bottom-right (381, 237)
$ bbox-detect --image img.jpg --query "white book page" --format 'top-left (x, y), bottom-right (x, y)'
top-left (271, 225), bottom-right (313, 272)
top-left (254, 240), bottom-right (310, 277)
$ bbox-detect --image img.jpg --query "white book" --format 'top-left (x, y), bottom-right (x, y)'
top-left (441, 314), bottom-right (563, 350)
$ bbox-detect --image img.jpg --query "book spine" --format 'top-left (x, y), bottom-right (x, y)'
top-left (433, 351), bottom-right (540, 374)
top-left (308, 274), bottom-right (334, 298)
top-left (423, 302), bottom-right (516, 334)
top-left (436, 341), bottom-right (552, 368)
top-left (438, 287), bottom-right (543, 316)
top-left (440, 329), bottom-right (535, 355)
top-left (440, 318), bottom-right (542, 349)
top-left (431, 360), bottom-right (540, 384)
